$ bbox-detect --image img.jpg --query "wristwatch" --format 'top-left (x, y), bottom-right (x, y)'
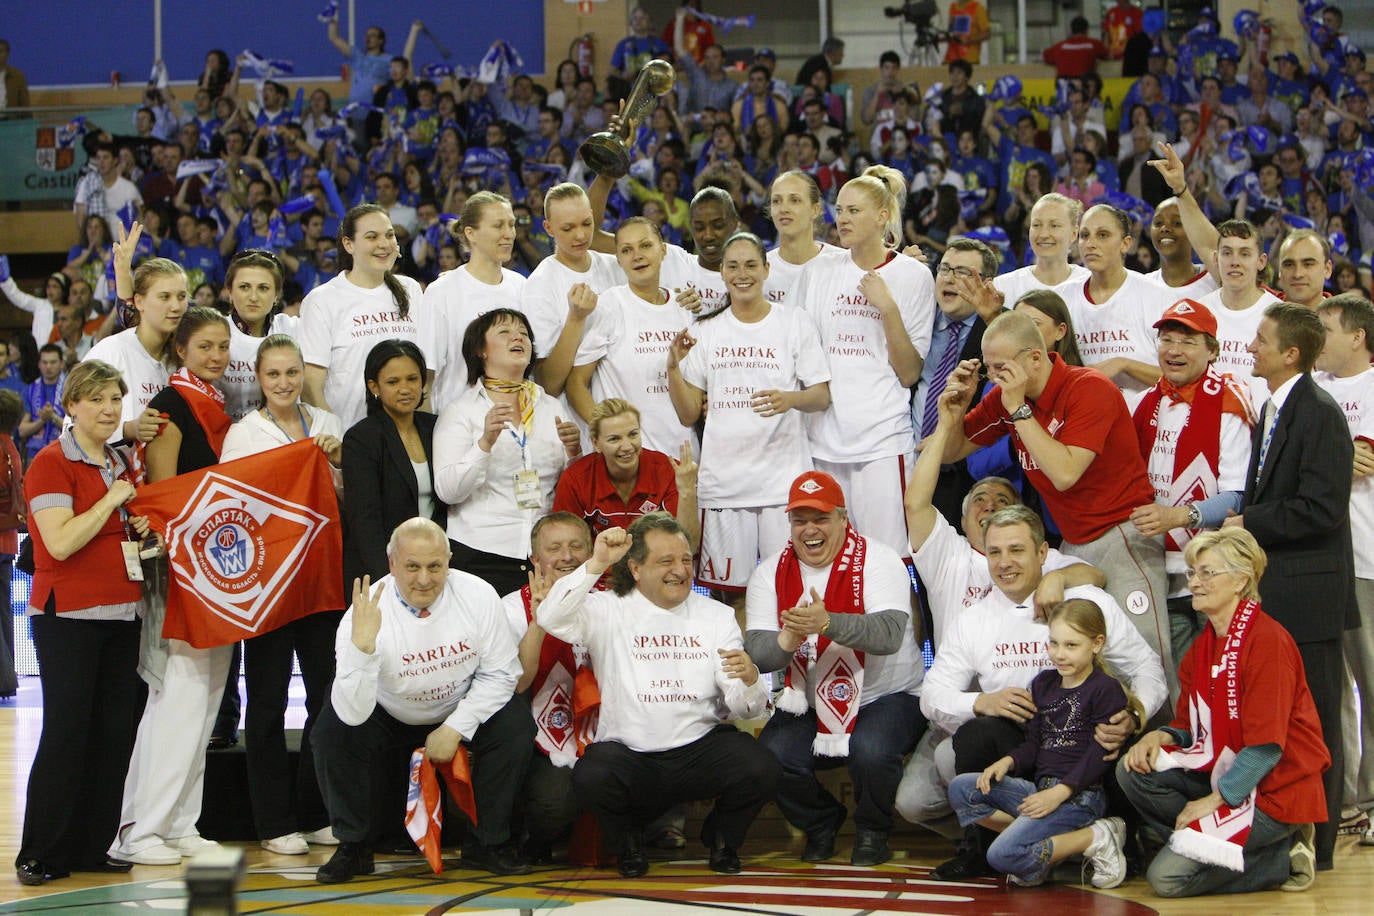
top-left (1185, 504), bottom-right (1202, 528)
top-left (1007, 404), bottom-right (1033, 422)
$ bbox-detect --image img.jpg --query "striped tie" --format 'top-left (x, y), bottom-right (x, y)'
top-left (921, 320), bottom-right (964, 438)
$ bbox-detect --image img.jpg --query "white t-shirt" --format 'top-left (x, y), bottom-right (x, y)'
top-left (84, 328), bottom-right (169, 442)
top-left (1065, 270), bottom-right (1170, 404)
top-left (520, 251), bottom-right (623, 359)
top-left (1315, 367), bottom-right (1374, 579)
top-left (538, 564), bottom-right (768, 753)
top-left (1143, 267), bottom-right (1220, 300)
top-left (919, 583), bottom-right (1168, 736)
top-left (660, 244), bottom-right (728, 315)
top-left (765, 243), bottom-right (841, 308)
top-left (299, 272), bottom-right (429, 430)
top-left (747, 538), bottom-right (923, 705)
top-left (1198, 288), bottom-right (1280, 412)
top-left (993, 263), bottom-right (1091, 307)
top-left (420, 266), bottom-right (526, 412)
top-left (798, 247), bottom-right (935, 462)
top-left (574, 285), bottom-right (696, 455)
top-left (220, 315), bottom-right (298, 422)
top-left (679, 305), bottom-right (831, 507)
top-left (1138, 393), bottom-right (1252, 583)
top-left (911, 512), bottom-right (1081, 651)
top-left (331, 570), bottom-right (521, 740)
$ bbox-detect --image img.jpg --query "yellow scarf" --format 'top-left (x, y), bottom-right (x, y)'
top-left (482, 377), bottom-right (538, 438)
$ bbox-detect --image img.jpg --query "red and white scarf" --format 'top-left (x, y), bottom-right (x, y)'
top-left (1154, 598), bottom-right (1260, 872)
top-left (775, 525), bottom-right (867, 757)
top-left (1134, 365), bottom-right (1254, 553)
top-left (522, 587), bottom-right (600, 768)
top-left (404, 746), bottom-right (476, 875)
top-left (169, 367), bottom-right (232, 457)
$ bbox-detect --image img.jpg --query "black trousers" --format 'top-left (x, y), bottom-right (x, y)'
top-left (18, 614), bottom-right (143, 872)
top-left (449, 539), bottom-right (528, 598)
top-left (572, 726), bottom-right (781, 849)
top-left (313, 694), bottom-right (534, 848)
top-left (243, 609), bottom-right (342, 839)
top-left (1298, 638), bottom-right (1344, 867)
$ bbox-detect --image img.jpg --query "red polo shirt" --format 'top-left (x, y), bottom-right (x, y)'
top-left (964, 353), bottom-right (1153, 543)
top-left (553, 448), bottom-right (679, 534)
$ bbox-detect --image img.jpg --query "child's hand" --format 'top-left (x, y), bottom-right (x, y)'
top-left (1017, 783), bottom-right (1072, 819)
top-left (976, 756), bottom-right (1013, 794)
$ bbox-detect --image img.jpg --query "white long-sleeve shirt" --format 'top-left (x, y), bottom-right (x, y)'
top-left (330, 569), bottom-right (521, 740)
top-left (0, 277), bottom-right (54, 346)
top-left (919, 583), bottom-right (1167, 736)
top-left (538, 564), bottom-right (768, 752)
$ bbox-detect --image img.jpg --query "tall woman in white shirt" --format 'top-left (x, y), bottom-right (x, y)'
top-left (219, 335), bottom-right (344, 857)
top-left (422, 191), bottom-right (526, 410)
top-left (1064, 204), bottom-right (1168, 401)
top-left (992, 193), bottom-right (1090, 306)
top-left (764, 171), bottom-right (833, 307)
top-left (565, 218), bottom-right (695, 455)
top-left (794, 165), bottom-right (934, 554)
top-left (434, 308), bottom-right (581, 595)
top-left (667, 232), bottom-right (831, 595)
top-left (85, 224), bottom-right (185, 452)
top-left (300, 204), bottom-right (427, 430)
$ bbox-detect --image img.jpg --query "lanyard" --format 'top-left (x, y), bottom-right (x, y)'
top-left (72, 435), bottom-right (132, 531)
top-left (262, 403), bottom-right (310, 442)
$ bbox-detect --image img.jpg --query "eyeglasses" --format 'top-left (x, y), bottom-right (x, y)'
top-left (936, 264), bottom-right (981, 280)
top-left (1184, 567), bottom-right (1229, 582)
top-left (1157, 335), bottom-right (1207, 350)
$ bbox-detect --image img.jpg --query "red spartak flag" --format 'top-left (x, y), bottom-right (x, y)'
top-left (405, 747), bottom-right (478, 875)
top-left (129, 440), bottom-right (343, 648)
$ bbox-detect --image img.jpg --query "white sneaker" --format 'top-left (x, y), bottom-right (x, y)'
top-left (262, 832), bottom-right (310, 855)
top-left (303, 826), bottom-right (340, 846)
top-left (173, 835), bottom-right (223, 857)
top-left (1362, 820), bottom-right (1374, 847)
top-left (124, 842), bottom-right (183, 866)
top-left (1008, 872), bottom-right (1045, 887)
top-left (1085, 817), bottom-right (1126, 889)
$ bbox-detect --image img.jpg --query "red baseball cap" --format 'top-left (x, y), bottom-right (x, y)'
top-left (787, 471), bottom-right (846, 512)
top-left (1153, 298), bottom-right (1218, 338)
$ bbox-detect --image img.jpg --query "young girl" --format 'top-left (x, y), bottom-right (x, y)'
top-left (948, 599), bottom-right (1136, 889)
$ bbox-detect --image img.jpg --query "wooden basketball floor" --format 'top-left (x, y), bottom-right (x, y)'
top-left (1, 675), bottom-right (1370, 914)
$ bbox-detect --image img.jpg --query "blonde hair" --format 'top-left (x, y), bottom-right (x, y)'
top-left (455, 190), bottom-right (512, 254)
top-left (589, 397), bottom-right (642, 441)
top-left (132, 257), bottom-right (188, 299)
top-left (1031, 191), bottom-right (1084, 229)
top-left (1184, 528), bottom-right (1267, 601)
top-left (63, 359), bottom-right (126, 411)
top-left (543, 181), bottom-right (589, 216)
top-left (1048, 598), bottom-right (1145, 725)
top-left (845, 165), bottom-right (907, 246)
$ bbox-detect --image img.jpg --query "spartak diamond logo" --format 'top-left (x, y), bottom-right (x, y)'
top-left (537, 681), bottom-right (574, 749)
top-left (164, 471), bottom-right (331, 635)
top-left (798, 478), bottom-right (823, 494)
top-left (818, 658), bottom-right (858, 721)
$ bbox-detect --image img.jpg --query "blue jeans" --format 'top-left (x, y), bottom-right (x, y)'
top-left (758, 692), bottom-right (925, 834)
top-left (948, 772), bottom-right (1106, 884)
top-left (1116, 760), bottom-right (1294, 897)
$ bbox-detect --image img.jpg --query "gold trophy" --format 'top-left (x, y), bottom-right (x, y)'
top-left (578, 59), bottom-right (676, 179)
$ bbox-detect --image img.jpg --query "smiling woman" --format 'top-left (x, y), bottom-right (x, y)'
top-left (433, 308), bottom-right (582, 595)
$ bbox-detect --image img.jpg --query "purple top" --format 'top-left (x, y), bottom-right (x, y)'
top-left (1007, 667), bottom-right (1127, 791)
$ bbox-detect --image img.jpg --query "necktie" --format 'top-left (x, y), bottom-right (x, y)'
top-left (1256, 398), bottom-right (1277, 478)
top-left (921, 320), bottom-right (964, 438)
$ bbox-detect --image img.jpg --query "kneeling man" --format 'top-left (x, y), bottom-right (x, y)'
top-left (539, 513), bottom-right (780, 877)
top-left (312, 518), bottom-right (535, 882)
top-left (745, 471), bottom-right (925, 867)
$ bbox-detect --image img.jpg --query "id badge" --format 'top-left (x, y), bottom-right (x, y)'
top-left (513, 468), bottom-right (542, 509)
top-left (121, 541), bottom-right (145, 582)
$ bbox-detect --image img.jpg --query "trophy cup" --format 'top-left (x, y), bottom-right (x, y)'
top-left (578, 59), bottom-right (676, 179)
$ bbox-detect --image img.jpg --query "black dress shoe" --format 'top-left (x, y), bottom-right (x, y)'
top-left (522, 839), bottom-right (555, 865)
top-left (616, 835), bottom-right (650, 878)
top-left (316, 842), bottom-right (374, 884)
top-left (707, 840), bottom-right (742, 875)
top-left (850, 829), bottom-right (891, 867)
top-left (460, 842), bottom-right (532, 876)
top-left (74, 857), bottom-right (134, 873)
top-left (16, 859), bottom-right (51, 886)
top-left (929, 849), bottom-right (995, 881)
top-left (801, 808), bottom-right (847, 863)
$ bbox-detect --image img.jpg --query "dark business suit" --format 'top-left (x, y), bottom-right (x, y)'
top-left (1242, 372), bottom-right (1355, 866)
top-left (929, 312), bottom-right (994, 527)
top-left (341, 410), bottom-right (449, 591)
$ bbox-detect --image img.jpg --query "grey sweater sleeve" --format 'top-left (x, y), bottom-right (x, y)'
top-left (823, 608), bottom-right (907, 655)
top-left (745, 630), bottom-right (795, 673)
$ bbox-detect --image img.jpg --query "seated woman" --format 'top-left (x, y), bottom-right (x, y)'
top-left (553, 397), bottom-right (697, 546)
top-left (1118, 528), bottom-right (1329, 898)
top-left (433, 309), bottom-right (581, 595)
